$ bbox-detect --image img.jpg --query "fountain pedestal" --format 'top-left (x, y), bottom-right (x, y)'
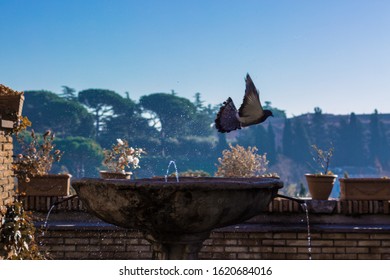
top-left (146, 232), bottom-right (209, 260)
top-left (72, 177), bottom-right (283, 260)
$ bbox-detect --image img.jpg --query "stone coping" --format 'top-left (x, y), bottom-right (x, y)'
top-left (35, 220), bottom-right (390, 234)
top-left (22, 195), bottom-right (390, 215)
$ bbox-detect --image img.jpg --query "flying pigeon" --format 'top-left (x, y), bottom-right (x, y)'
top-left (215, 74), bottom-right (273, 133)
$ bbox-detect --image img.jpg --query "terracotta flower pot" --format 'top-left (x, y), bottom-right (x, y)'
top-left (18, 174), bottom-right (72, 196)
top-left (99, 171), bottom-right (131, 179)
top-left (305, 174), bottom-right (337, 200)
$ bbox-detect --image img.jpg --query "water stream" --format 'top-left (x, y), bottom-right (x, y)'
top-left (43, 204), bottom-right (56, 229)
top-left (41, 195), bottom-right (78, 231)
top-left (164, 160), bottom-right (179, 182)
top-left (300, 202), bottom-right (312, 260)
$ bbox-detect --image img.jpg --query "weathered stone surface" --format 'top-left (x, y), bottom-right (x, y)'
top-left (72, 177), bottom-right (283, 259)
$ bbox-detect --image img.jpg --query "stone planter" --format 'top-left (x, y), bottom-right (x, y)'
top-left (18, 174), bottom-right (72, 196)
top-left (305, 174), bottom-right (337, 200)
top-left (0, 94), bottom-right (25, 122)
top-left (99, 171), bottom-right (131, 179)
top-left (339, 178), bottom-right (390, 200)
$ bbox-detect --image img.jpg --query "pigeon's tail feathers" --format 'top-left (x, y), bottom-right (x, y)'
top-left (215, 97), bottom-right (241, 133)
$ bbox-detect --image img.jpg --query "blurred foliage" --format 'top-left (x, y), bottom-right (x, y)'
top-left (54, 136), bottom-right (104, 178)
top-left (24, 90), bottom-right (95, 138)
top-left (0, 197), bottom-right (46, 260)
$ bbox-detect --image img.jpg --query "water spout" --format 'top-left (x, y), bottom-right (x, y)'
top-left (165, 160), bottom-right (179, 182)
top-left (42, 195), bottom-right (78, 229)
top-left (276, 194), bottom-right (305, 204)
top-left (301, 202), bottom-right (312, 260)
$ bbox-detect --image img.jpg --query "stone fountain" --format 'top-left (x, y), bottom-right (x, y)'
top-left (72, 177), bottom-right (283, 259)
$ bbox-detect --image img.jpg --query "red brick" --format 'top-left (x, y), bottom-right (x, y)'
top-left (273, 233), bottom-right (297, 239)
top-left (49, 245), bottom-right (76, 252)
top-left (75, 245), bottom-right (101, 252)
top-left (126, 245), bottom-right (150, 252)
top-left (334, 240), bottom-right (357, 247)
top-left (358, 254), bottom-right (381, 260)
top-left (357, 240), bottom-right (381, 247)
top-left (298, 247), bottom-right (321, 254)
top-left (322, 247), bottom-right (345, 254)
top-left (286, 240), bottom-right (309, 246)
top-left (370, 247), bottom-right (390, 253)
top-left (64, 238), bottom-right (89, 245)
top-left (249, 246), bottom-right (273, 253)
top-left (262, 240), bottom-right (285, 246)
top-left (225, 246), bottom-right (248, 253)
top-left (286, 254), bottom-right (311, 260)
top-left (237, 253), bottom-right (256, 259)
top-left (273, 247), bottom-right (297, 253)
top-left (311, 240), bottom-right (334, 247)
top-left (321, 233), bottom-right (346, 239)
top-left (346, 247), bottom-right (369, 253)
top-left (370, 234), bottom-right (390, 240)
top-left (334, 253), bottom-right (357, 260)
top-left (346, 233), bottom-right (370, 240)
top-left (100, 245), bottom-right (126, 252)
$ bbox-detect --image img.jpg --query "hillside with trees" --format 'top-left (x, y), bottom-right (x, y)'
top-left (15, 87), bottom-right (390, 195)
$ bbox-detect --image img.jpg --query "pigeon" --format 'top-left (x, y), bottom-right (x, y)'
top-left (215, 74), bottom-right (273, 133)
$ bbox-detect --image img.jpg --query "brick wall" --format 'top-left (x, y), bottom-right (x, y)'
top-left (28, 197), bottom-right (390, 260)
top-left (0, 131), bottom-right (14, 212)
top-left (36, 222), bottom-right (390, 260)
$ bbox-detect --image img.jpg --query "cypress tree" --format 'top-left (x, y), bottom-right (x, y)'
top-left (282, 118), bottom-right (294, 158)
top-left (291, 118), bottom-right (311, 166)
top-left (266, 123), bottom-right (277, 165)
top-left (310, 107), bottom-right (328, 148)
top-left (368, 110), bottom-right (389, 169)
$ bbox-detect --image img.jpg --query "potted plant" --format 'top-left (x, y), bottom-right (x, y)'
top-left (339, 175), bottom-right (390, 200)
top-left (100, 138), bottom-right (145, 179)
top-left (0, 84), bottom-right (25, 131)
top-left (13, 129), bottom-right (71, 196)
top-left (305, 144), bottom-right (337, 200)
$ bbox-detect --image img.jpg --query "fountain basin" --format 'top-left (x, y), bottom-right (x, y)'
top-left (72, 177), bottom-right (283, 259)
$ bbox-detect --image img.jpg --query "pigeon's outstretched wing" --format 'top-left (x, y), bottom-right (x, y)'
top-left (215, 97), bottom-right (241, 133)
top-left (238, 74), bottom-right (265, 127)
top-left (215, 74), bottom-right (273, 133)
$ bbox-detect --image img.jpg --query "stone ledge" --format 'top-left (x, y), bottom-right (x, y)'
top-left (22, 195), bottom-right (390, 215)
top-left (36, 218), bottom-right (390, 234)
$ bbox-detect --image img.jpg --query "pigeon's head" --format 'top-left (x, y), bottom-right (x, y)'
top-left (260, 110), bottom-right (273, 123)
top-left (264, 109), bottom-right (273, 119)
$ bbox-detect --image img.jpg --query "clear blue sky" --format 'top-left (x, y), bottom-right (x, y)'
top-left (1, 0), bottom-right (389, 116)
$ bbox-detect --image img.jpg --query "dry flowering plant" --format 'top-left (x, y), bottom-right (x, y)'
top-left (0, 84), bottom-right (30, 135)
top-left (103, 139), bottom-right (145, 174)
top-left (215, 144), bottom-right (271, 178)
top-left (13, 130), bottom-right (63, 182)
top-left (0, 84), bottom-right (24, 96)
top-left (310, 144), bottom-right (334, 175)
